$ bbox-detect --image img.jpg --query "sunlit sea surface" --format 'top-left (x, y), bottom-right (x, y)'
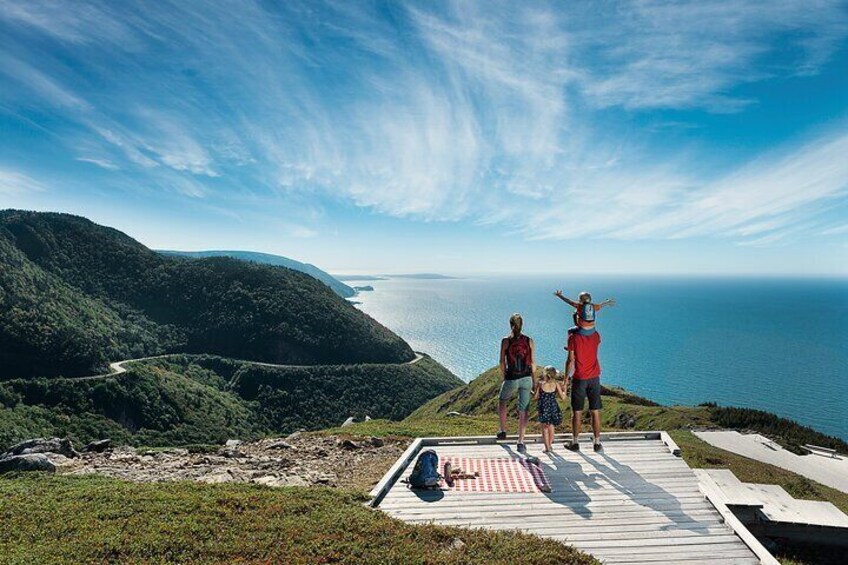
top-left (354, 275), bottom-right (848, 439)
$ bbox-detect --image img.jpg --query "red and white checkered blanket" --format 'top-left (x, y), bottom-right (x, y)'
top-left (440, 456), bottom-right (551, 493)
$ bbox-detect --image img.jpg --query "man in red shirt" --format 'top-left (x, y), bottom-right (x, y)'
top-left (565, 328), bottom-right (603, 452)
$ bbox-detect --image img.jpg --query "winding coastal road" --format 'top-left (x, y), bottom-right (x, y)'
top-left (70, 351), bottom-right (425, 381)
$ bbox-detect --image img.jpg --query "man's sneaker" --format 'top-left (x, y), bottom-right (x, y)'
top-left (566, 441), bottom-right (580, 452)
top-left (496, 431), bottom-right (507, 440)
top-left (517, 443), bottom-right (527, 453)
top-left (593, 442), bottom-right (603, 452)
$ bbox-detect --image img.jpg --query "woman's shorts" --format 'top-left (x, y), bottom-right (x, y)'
top-left (499, 376), bottom-right (533, 411)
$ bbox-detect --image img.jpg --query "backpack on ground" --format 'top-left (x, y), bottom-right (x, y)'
top-left (407, 449), bottom-right (440, 489)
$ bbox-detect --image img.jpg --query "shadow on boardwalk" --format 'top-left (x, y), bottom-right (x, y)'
top-left (501, 445), bottom-right (596, 518)
top-left (577, 450), bottom-right (702, 531)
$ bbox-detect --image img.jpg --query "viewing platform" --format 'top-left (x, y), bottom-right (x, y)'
top-left (371, 432), bottom-right (777, 564)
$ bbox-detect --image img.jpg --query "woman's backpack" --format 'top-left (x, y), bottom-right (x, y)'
top-left (506, 334), bottom-right (532, 377)
top-left (407, 449), bottom-right (440, 489)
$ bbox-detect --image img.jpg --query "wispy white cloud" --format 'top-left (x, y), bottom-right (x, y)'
top-left (0, 169), bottom-right (46, 195)
top-left (1, 0), bottom-right (847, 247)
top-left (569, 0), bottom-right (848, 111)
top-left (820, 224), bottom-right (848, 236)
top-left (76, 157), bottom-right (119, 170)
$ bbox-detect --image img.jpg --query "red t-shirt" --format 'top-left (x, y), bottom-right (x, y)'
top-left (567, 331), bottom-right (601, 380)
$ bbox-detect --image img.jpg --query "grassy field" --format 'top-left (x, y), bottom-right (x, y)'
top-left (4, 364), bottom-right (845, 565)
top-left (0, 474), bottom-right (596, 565)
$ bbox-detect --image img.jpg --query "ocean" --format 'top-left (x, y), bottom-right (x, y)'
top-left (354, 275), bottom-right (848, 440)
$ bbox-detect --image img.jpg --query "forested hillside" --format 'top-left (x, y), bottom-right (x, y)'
top-left (0, 210), bottom-right (413, 379)
top-left (160, 250), bottom-right (355, 298)
top-left (0, 354), bottom-right (461, 450)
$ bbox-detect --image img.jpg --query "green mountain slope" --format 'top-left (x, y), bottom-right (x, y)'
top-left (0, 210), bottom-right (413, 379)
top-left (160, 249), bottom-right (355, 298)
top-left (0, 354), bottom-right (461, 450)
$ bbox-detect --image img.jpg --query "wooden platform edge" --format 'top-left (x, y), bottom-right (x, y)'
top-left (698, 471), bottom-right (780, 565)
top-left (420, 431), bottom-right (662, 447)
top-left (369, 437), bottom-right (423, 507)
top-left (660, 431), bottom-right (681, 457)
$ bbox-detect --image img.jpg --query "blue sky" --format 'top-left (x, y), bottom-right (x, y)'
top-left (1, 0), bottom-right (847, 275)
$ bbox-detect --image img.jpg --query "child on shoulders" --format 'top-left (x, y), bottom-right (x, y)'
top-left (554, 290), bottom-right (615, 336)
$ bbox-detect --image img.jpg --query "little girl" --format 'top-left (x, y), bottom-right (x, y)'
top-left (534, 365), bottom-right (567, 453)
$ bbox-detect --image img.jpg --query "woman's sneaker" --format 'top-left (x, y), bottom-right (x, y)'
top-left (517, 443), bottom-right (527, 453)
top-left (496, 431), bottom-right (507, 440)
top-left (566, 441), bottom-right (580, 452)
top-left (593, 442), bottom-right (603, 452)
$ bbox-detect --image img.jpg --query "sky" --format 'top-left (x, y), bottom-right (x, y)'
top-left (1, 0), bottom-right (847, 275)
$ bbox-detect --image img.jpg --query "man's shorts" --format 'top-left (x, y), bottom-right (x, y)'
top-left (571, 377), bottom-right (602, 411)
top-left (499, 376), bottom-right (533, 411)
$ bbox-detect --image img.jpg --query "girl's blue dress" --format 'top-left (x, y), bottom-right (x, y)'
top-left (538, 389), bottom-right (562, 425)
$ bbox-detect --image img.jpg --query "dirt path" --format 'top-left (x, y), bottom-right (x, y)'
top-left (69, 352), bottom-right (424, 381)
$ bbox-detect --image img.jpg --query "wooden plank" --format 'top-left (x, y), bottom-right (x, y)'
top-left (393, 512), bottom-right (719, 528)
top-left (384, 481), bottom-right (704, 499)
top-left (383, 502), bottom-right (717, 521)
top-left (427, 443), bottom-right (669, 452)
top-left (420, 432), bottom-right (663, 446)
top-left (399, 507), bottom-right (722, 523)
top-left (423, 449), bottom-right (676, 460)
top-left (589, 548), bottom-right (755, 561)
top-left (382, 493), bottom-right (715, 508)
top-left (403, 511), bottom-right (723, 528)
top-left (395, 461), bottom-right (697, 478)
top-left (609, 557), bottom-right (759, 565)
top-left (421, 451), bottom-right (682, 463)
top-left (389, 473), bottom-right (700, 494)
top-left (382, 490), bottom-right (710, 506)
top-left (591, 551), bottom-right (758, 564)
top-left (420, 450), bottom-right (675, 461)
top-left (382, 492), bottom-right (709, 509)
top-left (595, 551), bottom-right (758, 564)
top-left (568, 534), bottom-right (742, 549)
top-left (586, 544), bottom-right (754, 559)
top-left (387, 504), bottom-right (709, 522)
top-left (409, 518), bottom-right (724, 532)
top-left (535, 526), bottom-right (731, 541)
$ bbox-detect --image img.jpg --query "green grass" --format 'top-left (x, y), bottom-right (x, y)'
top-left (0, 474), bottom-right (596, 565)
top-left (406, 367), bottom-right (714, 431)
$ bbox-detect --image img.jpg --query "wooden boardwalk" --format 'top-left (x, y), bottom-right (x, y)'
top-left (372, 433), bottom-right (777, 564)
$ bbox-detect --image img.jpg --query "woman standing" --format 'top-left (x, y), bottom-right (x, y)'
top-left (497, 313), bottom-right (535, 453)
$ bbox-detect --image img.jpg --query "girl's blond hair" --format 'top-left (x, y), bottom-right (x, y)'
top-left (542, 365), bottom-right (558, 381)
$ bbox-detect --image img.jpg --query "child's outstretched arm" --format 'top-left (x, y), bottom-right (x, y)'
top-left (594, 298), bottom-right (616, 311)
top-left (554, 290), bottom-right (579, 308)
